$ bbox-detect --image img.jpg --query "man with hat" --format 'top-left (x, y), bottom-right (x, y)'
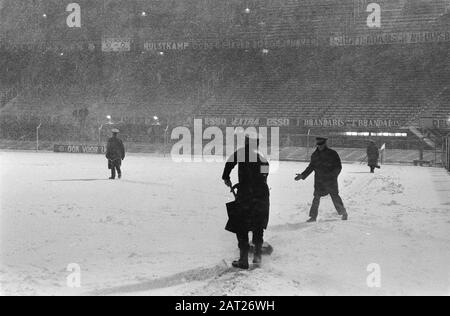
top-left (295, 137), bottom-right (348, 222)
top-left (222, 131), bottom-right (270, 269)
top-left (106, 129), bottom-right (125, 180)
top-left (367, 140), bottom-right (380, 173)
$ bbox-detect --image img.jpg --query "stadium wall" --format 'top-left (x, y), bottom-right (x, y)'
top-left (0, 139), bottom-right (442, 166)
top-left (279, 146), bottom-right (441, 166)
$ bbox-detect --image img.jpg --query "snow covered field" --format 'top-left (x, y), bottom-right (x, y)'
top-left (0, 151), bottom-right (449, 296)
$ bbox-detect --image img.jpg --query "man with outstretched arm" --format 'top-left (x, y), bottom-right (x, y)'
top-left (295, 137), bottom-right (348, 222)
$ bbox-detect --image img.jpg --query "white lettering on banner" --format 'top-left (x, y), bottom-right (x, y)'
top-left (82, 146), bottom-right (100, 153)
top-left (356, 119), bottom-right (400, 128)
top-left (68, 145), bottom-right (80, 153)
top-left (302, 118), bottom-right (400, 128)
top-left (267, 118), bottom-right (290, 127)
top-left (102, 38), bottom-right (131, 52)
top-left (202, 117), bottom-right (401, 129)
top-left (204, 117), bottom-right (227, 126)
top-left (54, 145), bottom-right (105, 154)
top-left (304, 119), bottom-right (346, 128)
top-left (231, 118), bottom-right (260, 126)
top-left (144, 42), bottom-right (189, 51)
top-left (331, 31), bottom-right (450, 46)
top-left (190, 38), bottom-right (319, 49)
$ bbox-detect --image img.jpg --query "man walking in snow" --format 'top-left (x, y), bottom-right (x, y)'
top-left (222, 134), bottom-right (270, 270)
top-left (106, 129), bottom-right (125, 180)
top-left (367, 140), bottom-right (380, 173)
top-left (295, 137), bottom-right (348, 222)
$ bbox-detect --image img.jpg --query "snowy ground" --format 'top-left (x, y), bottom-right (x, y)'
top-left (0, 151), bottom-right (449, 296)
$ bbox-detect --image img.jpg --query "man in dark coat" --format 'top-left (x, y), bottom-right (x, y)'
top-left (222, 136), bottom-right (270, 269)
top-left (295, 137), bottom-right (348, 222)
top-left (106, 129), bottom-right (125, 180)
top-left (367, 140), bottom-right (380, 173)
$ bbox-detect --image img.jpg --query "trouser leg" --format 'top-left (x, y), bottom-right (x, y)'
top-left (116, 164), bottom-right (121, 178)
top-left (252, 229), bottom-right (264, 265)
top-left (330, 193), bottom-right (347, 215)
top-left (252, 229), bottom-right (264, 246)
top-left (111, 166), bottom-right (116, 179)
top-left (309, 195), bottom-right (321, 219)
top-left (234, 232), bottom-right (250, 269)
top-left (236, 232), bottom-right (250, 251)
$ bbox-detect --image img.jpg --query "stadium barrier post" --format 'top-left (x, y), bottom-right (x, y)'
top-left (163, 125), bottom-right (169, 158)
top-left (444, 137), bottom-right (446, 170)
top-left (36, 121), bottom-right (42, 152)
top-left (444, 137), bottom-right (447, 170)
top-left (445, 135), bottom-right (450, 171)
top-left (445, 135), bottom-right (450, 172)
top-left (98, 124), bottom-right (103, 145)
top-left (442, 136), bottom-right (447, 171)
top-left (434, 142), bottom-right (438, 168)
top-left (306, 129), bottom-right (311, 159)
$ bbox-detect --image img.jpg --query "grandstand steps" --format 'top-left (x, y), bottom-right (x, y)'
top-left (407, 86), bottom-right (450, 126)
top-left (409, 125), bottom-right (436, 148)
top-left (0, 86), bottom-right (19, 109)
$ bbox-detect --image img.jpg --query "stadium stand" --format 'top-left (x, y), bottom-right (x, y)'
top-left (0, 0), bottom-right (449, 160)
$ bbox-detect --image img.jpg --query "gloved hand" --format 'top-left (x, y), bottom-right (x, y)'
top-left (224, 179), bottom-right (232, 188)
top-left (294, 174), bottom-right (304, 181)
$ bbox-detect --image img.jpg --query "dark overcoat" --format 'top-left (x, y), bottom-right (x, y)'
top-left (367, 143), bottom-right (380, 167)
top-left (106, 137), bottom-right (125, 169)
top-left (222, 147), bottom-right (270, 232)
top-left (301, 147), bottom-right (342, 197)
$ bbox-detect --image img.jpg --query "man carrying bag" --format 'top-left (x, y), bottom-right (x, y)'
top-left (222, 135), bottom-right (270, 269)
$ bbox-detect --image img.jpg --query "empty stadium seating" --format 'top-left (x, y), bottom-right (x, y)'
top-left (197, 43), bottom-right (449, 128)
top-left (1, 1), bottom-right (449, 149)
top-left (429, 88), bottom-right (450, 119)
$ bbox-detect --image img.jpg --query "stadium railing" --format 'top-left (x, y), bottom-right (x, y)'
top-left (443, 136), bottom-right (450, 172)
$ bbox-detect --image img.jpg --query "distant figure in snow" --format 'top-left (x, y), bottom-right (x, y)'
top-left (222, 135), bottom-right (270, 270)
top-left (295, 137), bottom-right (348, 222)
top-left (367, 140), bottom-right (380, 173)
top-left (106, 129), bottom-right (125, 180)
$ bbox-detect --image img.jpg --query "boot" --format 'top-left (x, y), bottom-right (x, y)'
top-left (232, 248), bottom-right (249, 270)
top-left (253, 243), bottom-right (263, 266)
top-left (306, 217), bottom-right (317, 223)
top-left (342, 212), bottom-right (348, 221)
